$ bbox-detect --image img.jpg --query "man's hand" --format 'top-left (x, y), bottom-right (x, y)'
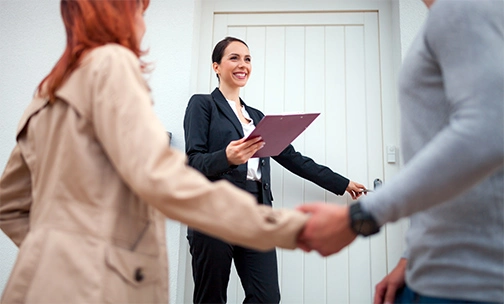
top-left (296, 203), bottom-right (357, 256)
top-left (226, 137), bottom-right (264, 165)
top-left (374, 258), bottom-right (407, 304)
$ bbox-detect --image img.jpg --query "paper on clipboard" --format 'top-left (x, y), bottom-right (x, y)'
top-left (247, 113), bottom-right (320, 158)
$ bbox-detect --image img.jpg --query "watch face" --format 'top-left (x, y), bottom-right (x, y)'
top-left (350, 203), bottom-right (379, 236)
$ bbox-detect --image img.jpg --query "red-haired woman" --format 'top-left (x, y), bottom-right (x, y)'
top-left (0, 1), bottom-right (307, 303)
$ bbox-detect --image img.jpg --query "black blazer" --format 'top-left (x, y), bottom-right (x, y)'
top-left (183, 88), bottom-right (349, 206)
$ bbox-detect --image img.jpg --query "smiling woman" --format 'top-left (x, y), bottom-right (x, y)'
top-left (183, 36), bottom-right (366, 304)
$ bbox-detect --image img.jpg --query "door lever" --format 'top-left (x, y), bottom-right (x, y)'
top-left (373, 178), bottom-right (383, 190)
top-left (359, 179), bottom-right (383, 193)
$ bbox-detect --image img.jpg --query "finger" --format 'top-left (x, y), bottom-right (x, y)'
top-left (243, 136), bottom-right (263, 146)
top-left (355, 182), bottom-right (365, 188)
top-left (373, 281), bottom-right (387, 304)
top-left (231, 138), bottom-right (246, 145)
top-left (250, 140), bottom-right (265, 151)
top-left (383, 284), bottom-right (398, 304)
top-left (241, 145), bottom-right (264, 161)
top-left (242, 140), bottom-right (264, 155)
top-left (296, 204), bottom-right (320, 213)
top-left (319, 246), bottom-right (339, 257)
top-left (352, 185), bottom-right (362, 191)
top-left (349, 191), bottom-right (357, 200)
top-left (297, 241), bottom-right (312, 252)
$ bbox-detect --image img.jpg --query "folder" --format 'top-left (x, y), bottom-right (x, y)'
top-left (247, 113), bottom-right (320, 158)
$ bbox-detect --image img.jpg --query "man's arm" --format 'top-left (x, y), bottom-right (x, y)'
top-left (356, 0), bottom-right (504, 226)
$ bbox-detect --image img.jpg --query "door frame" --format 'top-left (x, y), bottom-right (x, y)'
top-left (184, 1), bottom-right (406, 302)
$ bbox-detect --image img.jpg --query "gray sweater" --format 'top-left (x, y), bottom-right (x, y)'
top-left (360, 0), bottom-right (504, 302)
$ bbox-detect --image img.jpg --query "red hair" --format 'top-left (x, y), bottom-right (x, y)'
top-left (38, 0), bottom-right (150, 102)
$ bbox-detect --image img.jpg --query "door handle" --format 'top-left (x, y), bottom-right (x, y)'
top-left (373, 178), bottom-right (382, 190)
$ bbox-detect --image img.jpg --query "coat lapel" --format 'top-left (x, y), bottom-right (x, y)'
top-left (16, 95), bottom-right (49, 140)
top-left (243, 103), bottom-right (263, 126)
top-left (211, 88), bottom-right (244, 137)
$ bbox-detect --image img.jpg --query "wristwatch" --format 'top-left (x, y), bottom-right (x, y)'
top-left (349, 202), bottom-right (380, 236)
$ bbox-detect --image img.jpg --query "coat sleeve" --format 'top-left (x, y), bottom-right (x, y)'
top-left (273, 144), bottom-right (349, 195)
top-left (0, 144), bottom-right (32, 247)
top-left (88, 46), bottom-right (307, 250)
top-left (183, 95), bottom-right (235, 177)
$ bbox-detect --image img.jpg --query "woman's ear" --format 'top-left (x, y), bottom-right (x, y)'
top-left (212, 62), bottom-right (219, 74)
top-left (212, 62), bottom-right (220, 80)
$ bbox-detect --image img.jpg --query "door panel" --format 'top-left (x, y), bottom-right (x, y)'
top-left (197, 8), bottom-right (396, 304)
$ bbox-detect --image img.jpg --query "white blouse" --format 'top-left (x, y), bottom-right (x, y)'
top-left (227, 99), bottom-right (262, 181)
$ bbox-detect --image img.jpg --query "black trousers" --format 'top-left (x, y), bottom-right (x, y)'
top-left (187, 181), bottom-right (280, 304)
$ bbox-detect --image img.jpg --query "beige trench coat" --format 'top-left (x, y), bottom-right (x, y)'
top-left (0, 44), bottom-right (307, 303)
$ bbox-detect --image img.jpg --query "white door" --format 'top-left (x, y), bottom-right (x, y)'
top-left (190, 1), bottom-right (406, 304)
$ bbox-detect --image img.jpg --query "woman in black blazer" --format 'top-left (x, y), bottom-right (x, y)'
top-left (184, 36), bottom-right (366, 304)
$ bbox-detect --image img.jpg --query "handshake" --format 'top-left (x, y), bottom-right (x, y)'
top-left (295, 203), bottom-right (358, 257)
top-left (292, 180), bottom-right (379, 256)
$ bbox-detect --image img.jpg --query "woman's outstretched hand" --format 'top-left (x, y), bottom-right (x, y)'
top-left (346, 180), bottom-right (367, 199)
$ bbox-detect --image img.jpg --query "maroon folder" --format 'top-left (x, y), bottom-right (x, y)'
top-left (247, 113), bottom-right (320, 158)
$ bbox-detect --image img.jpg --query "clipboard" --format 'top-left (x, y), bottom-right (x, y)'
top-left (247, 113), bottom-right (320, 158)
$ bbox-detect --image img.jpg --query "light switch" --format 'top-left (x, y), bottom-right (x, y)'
top-left (387, 145), bottom-right (396, 163)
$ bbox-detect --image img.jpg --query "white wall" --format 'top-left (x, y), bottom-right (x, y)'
top-left (0, 0), bottom-right (64, 297)
top-left (0, 0), bottom-right (426, 303)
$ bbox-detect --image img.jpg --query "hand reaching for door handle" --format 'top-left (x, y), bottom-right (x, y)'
top-left (346, 180), bottom-right (367, 199)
